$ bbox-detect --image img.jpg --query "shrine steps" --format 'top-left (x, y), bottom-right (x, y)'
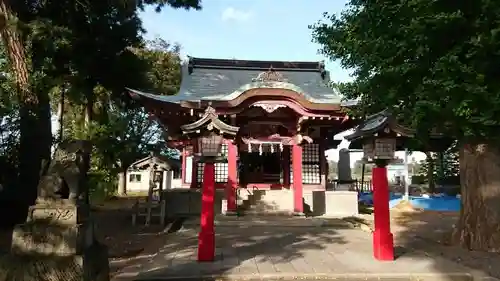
top-left (235, 188), bottom-right (296, 216)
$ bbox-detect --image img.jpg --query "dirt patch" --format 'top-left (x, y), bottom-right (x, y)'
top-left (358, 209), bottom-right (500, 278)
top-left (392, 200), bottom-right (421, 212)
top-left (91, 197), bottom-right (171, 276)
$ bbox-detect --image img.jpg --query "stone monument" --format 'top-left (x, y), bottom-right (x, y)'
top-left (1, 140), bottom-right (109, 281)
top-left (337, 148), bottom-right (353, 191)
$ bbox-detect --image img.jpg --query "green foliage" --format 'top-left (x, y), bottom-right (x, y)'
top-left (0, 0), bottom-right (200, 198)
top-left (411, 175), bottom-right (426, 185)
top-left (311, 0), bottom-right (500, 143)
top-left (60, 40), bottom-right (184, 195)
top-left (418, 148), bottom-right (460, 183)
top-left (0, 43), bottom-right (20, 187)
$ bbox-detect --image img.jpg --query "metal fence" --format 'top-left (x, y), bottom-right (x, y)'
top-left (327, 179), bottom-right (373, 193)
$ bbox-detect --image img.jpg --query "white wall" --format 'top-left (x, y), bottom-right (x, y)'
top-left (387, 164), bottom-right (406, 184)
top-left (125, 170), bottom-right (180, 192)
top-left (126, 170), bottom-right (151, 192)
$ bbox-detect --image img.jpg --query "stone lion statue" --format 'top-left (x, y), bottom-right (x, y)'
top-left (37, 140), bottom-right (91, 203)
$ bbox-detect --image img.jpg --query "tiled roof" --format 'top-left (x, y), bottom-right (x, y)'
top-left (128, 57), bottom-right (356, 106)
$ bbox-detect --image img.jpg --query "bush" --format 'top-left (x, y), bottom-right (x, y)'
top-left (88, 171), bottom-right (117, 202)
top-left (437, 176), bottom-right (460, 186)
top-left (411, 175), bottom-right (426, 185)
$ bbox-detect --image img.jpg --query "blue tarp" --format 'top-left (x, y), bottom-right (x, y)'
top-left (358, 192), bottom-right (460, 212)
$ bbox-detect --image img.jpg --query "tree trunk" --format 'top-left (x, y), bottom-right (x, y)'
top-left (117, 169), bottom-right (127, 196)
top-left (57, 85), bottom-right (65, 143)
top-left (80, 91), bottom-right (94, 204)
top-left (425, 152), bottom-right (435, 194)
top-left (0, 0), bottom-right (51, 206)
top-left (452, 143), bottom-right (500, 252)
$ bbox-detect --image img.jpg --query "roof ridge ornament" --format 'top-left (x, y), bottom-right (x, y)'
top-left (252, 66), bottom-right (286, 82)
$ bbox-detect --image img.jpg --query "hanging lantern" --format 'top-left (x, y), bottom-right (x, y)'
top-left (197, 134), bottom-right (224, 157)
top-left (362, 137), bottom-right (396, 162)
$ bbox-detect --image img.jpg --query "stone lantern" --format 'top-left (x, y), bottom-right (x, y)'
top-left (197, 133), bottom-right (225, 160)
top-left (345, 110), bottom-right (404, 262)
top-left (361, 131), bottom-right (397, 164)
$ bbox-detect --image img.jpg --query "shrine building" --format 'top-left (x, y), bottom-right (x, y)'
top-left (127, 57), bottom-right (359, 216)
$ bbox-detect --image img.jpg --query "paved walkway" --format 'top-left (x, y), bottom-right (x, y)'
top-left (112, 217), bottom-right (496, 281)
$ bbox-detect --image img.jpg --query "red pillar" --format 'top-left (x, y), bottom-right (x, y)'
top-left (181, 147), bottom-right (186, 184)
top-left (283, 146), bottom-right (291, 188)
top-left (292, 144), bottom-right (303, 214)
top-left (226, 141), bottom-right (237, 213)
top-left (372, 166), bottom-right (394, 261)
top-left (198, 161), bottom-right (216, 262)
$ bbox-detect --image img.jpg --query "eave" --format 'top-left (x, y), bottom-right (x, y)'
top-left (180, 107), bottom-right (239, 136)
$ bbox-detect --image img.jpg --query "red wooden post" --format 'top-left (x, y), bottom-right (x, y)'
top-left (181, 147), bottom-right (186, 184)
top-left (198, 161), bottom-right (216, 262)
top-left (372, 166), bottom-right (394, 261)
top-left (226, 141), bottom-right (237, 213)
top-left (292, 144), bottom-right (303, 214)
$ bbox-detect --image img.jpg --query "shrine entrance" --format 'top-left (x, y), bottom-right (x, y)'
top-left (239, 148), bottom-right (282, 185)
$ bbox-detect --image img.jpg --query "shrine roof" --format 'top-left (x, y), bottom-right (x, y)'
top-left (127, 57), bottom-right (356, 106)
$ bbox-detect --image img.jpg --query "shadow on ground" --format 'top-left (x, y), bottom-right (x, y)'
top-left (127, 221), bottom-right (351, 280)
top-left (97, 196), bottom-right (500, 281)
top-left (358, 201), bottom-right (500, 280)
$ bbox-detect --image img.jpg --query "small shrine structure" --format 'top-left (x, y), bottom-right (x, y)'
top-left (344, 109), bottom-right (453, 261)
top-left (127, 57), bottom-right (357, 215)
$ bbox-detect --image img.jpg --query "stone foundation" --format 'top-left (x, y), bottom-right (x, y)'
top-left (163, 188), bottom-right (359, 217)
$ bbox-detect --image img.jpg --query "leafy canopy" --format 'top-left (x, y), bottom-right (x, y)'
top-left (311, 0), bottom-right (500, 142)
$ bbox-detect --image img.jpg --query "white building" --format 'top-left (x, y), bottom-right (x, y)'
top-left (118, 154), bottom-right (182, 194)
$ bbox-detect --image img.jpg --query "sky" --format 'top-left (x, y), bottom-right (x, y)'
top-left (98, 0), bottom-right (423, 167)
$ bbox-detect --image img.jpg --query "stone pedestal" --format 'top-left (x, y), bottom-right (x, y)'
top-left (11, 200), bottom-right (88, 255)
top-left (6, 200), bottom-right (109, 281)
top-left (0, 140), bottom-right (109, 281)
top-left (324, 191), bottom-right (359, 217)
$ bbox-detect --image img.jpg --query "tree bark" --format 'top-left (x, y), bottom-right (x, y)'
top-left (425, 152), bottom-right (435, 194)
top-left (117, 170), bottom-right (127, 196)
top-left (57, 85), bottom-right (65, 143)
top-left (452, 143), bottom-right (500, 252)
top-left (0, 0), bottom-right (51, 206)
top-left (80, 95), bottom-right (93, 204)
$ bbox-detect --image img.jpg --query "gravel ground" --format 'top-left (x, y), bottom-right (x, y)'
top-left (359, 208), bottom-right (500, 279)
top-left (92, 198), bottom-right (172, 276)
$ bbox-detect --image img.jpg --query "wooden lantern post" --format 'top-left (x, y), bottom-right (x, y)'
top-left (363, 133), bottom-right (396, 261)
top-left (197, 133), bottom-right (224, 262)
top-left (345, 111), bottom-right (399, 261)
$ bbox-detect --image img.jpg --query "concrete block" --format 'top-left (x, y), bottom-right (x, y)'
top-left (325, 191), bottom-right (359, 217)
